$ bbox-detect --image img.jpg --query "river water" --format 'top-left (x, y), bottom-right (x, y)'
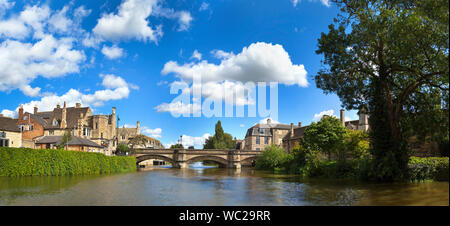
top-left (0, 163), bottom-right (448, 206)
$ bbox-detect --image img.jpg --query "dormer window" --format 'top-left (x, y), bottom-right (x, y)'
top-left (52, 119), bottom-right (58, 126)
top-left (23, 116), bottom-right (28, 120)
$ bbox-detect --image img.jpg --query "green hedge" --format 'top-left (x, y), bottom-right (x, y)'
top-left (0, 147), bottom-right (136, 177)
top-left (408, 157), bottom-right (449, 181)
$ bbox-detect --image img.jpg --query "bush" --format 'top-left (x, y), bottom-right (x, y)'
top-left (0, 147), bottom-right (136, 177)
top-left (408, 157), bottom-right (449, 181)
top-left (255, 145), bottom-right (292, 171)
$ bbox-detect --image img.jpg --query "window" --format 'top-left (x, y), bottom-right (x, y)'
top-left (101, 133), bottom-right (103, 139)
top-left (259, 128), bottom-right (264, 134)
top-left (256, 148), bottom-right (260, 151)
top-left (19, 125), bottom-right (24, 132)
top-left (49, 130), bottom-right (54, 135)
top-left (256, 136), bottom-right (260, 144)
top-left (95, 122), bottom-right (98, 129)
top-left (30, 125), bottom-right (34, 131)
top-left (0, 139), bottom-right (9, 147)
top-left (264, 137), bottom-right (268, 144)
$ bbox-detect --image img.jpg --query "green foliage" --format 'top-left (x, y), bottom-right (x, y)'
top-left (343, 129), bottom-right (370, 159)
top-left (203, 120), bottom-right (235, 149)
top-left (115, 143), bottom-right (130, 156)
top-left (315, 0), bottom-right (448, 181)
top-left (409, 157), bottom-right (449, 181)
top-left (0, 147), bottom-right (136, 177)
top-left (302, 116), bottom-right (347, 160)
top-left (129, 135), bottom-right (148, 151)
top-left (255, 145), bottom-right (292, 171)
top-left (170, 144), bottom-right (184, 149)
top-left (57, 129), bottom-right (72, 150)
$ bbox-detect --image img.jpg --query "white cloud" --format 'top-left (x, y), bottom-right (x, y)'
top-left (239, 124), bottom-right (245, 128)
top-left (1, 109), bottom-right (16, 118)
top-left (190, 49), bottom-right (202, 60)
top-left (153, 6), bottom-right (193, 31)
top-left (165, 133), bottom-right (210, 149)
top-left (312, 109), bottom-right (335, 121)
top-left (199, 2), bottom-right (209, 11)
top-left (210, 49), bottom-right (233, 59)
top-left (93, 0), bottom-right (162, 42)
top-left (162, 42), bottom-right (308, 87)
top-left (292, 0), bottom-right (331, 7)
top-left (141, 127), bottom-right (162, 138)
top-left (101, 45), bottom-right (124, 59)
top-left (154, 101), bottom-right (201, 115)
top-left (259, 117), bottom-right (280, 124)
top-left (1, 74), bottom-right (137, 115)
top-left (0, 4), bottom-right (94, 97)
top-left (292, 0), bottom-right (299, 7)
top-left (0, 35), bottom-right (85, 97)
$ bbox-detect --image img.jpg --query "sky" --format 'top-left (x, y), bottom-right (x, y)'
top-left (0, 0), bottom-right (359, 148)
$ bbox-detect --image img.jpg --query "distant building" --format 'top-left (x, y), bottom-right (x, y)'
top-left (31, 102), bottom-right (117, 155)
top-left (17, 106), bottom-right (46, 148)
top-left (0, 115), bottom-right (22, 148)
top-left (243, 118), bottom-right (300, 151)
top-left (117, 121), bottom-right (164, 149)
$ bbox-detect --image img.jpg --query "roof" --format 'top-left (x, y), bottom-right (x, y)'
top-left (246, 123), bottom-right (298, 137)
top-left (35, 107), bottom-right (91, 129)
top-left (117, 127), bottom-right (139, 137)
top-left (0, 116), bottom-right (20, 132)
top-left (283, 126), bottom-right (309, 141)
top-left (35, 135), bottom-right (103, 148)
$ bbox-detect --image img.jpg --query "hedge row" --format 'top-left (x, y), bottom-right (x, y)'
top-left (408, 157), bottom-right (449, 181)
top-left (0, 147), bottom-right (136, 177)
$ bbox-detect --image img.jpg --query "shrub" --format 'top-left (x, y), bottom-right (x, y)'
top-left (255, 145), bottom-right (291, 171)
top-left (0, 147), bottom-right (136, 177)
top-left (408, 157), bottom-right (449, 181)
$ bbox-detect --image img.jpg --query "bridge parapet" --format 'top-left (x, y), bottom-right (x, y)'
top-left (133, 148), bottom-right (260, 169)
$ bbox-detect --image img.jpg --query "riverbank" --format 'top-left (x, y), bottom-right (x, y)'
top-left (0, 147), bottom-right (136, 177)
top-left (255, 146), bottom-right (449, 182)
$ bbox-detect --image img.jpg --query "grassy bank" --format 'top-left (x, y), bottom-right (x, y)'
top-left (0, 147), bottom-right (136, 177)
top-left (255, 145), bottom-right (449, 182)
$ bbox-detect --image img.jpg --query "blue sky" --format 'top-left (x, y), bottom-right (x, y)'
top-left (0, 0), bottom-right (358, 148)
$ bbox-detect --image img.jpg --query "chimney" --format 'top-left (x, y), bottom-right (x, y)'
top-left (267, 118), bottom-right (272, 124)
top-left (34, 106), bottom-right (38, 114)
top-left (0, 114), bottom-right (3, 117)
top-left (57, 103), bottom-right (60, 109)
top-left (340, 109), bottom-right (345, 126)
top-left (18, 105), bottom-right (24, 119)
top-left (136, 121), bottom-right (140, 135)
top-left (290, 123), bottom-right (294, 138)
top-left (61, 101), bottom-right (67, 129)
top-left (298, 122), bottom-right (302, 127)
top-left (75, 103), bottom-right (81, 108)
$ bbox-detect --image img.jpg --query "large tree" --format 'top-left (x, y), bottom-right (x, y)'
top-left (203, 120), bottom-right (235, 149)
top-left (316, 0), bottom-right (449, 180)
top-left (302, 116), bottom-right (347, 161)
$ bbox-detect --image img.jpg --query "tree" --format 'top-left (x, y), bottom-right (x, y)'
top-left (315, 0), bottom-right (448, 180)
top-left (302, 116), bottom-right (347, 160)
top-left (129, 134), bottom-right (148, 154)
top-left (170, 144), bottom-right (184, 149)
top-left (255, 145), bottom-right (292, 170)
top-left (343, 130), bottom-right (370, 160)
top-left (203, 120), bottom-right (235, 149)
top-left (58, 129), bottom-right (72, 150)
top-left (115, 143), bottom-right (130, 156)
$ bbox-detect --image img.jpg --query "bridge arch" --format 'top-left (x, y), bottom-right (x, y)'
top-left (186, 156), bottom-right (229, 167)
top-left (240, 156), bottom-right (258, 167)
top-left (135, 154), bottom-right (175, 165)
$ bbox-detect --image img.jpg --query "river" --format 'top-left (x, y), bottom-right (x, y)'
top-left (0, 163), bottom-right (448, 206)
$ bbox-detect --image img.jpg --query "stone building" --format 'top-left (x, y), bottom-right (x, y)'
top-left (242, 118), bottom-right (300, 151)
top-left (17, 106), bottom-right (46, 148)
top-left (0, 115), bottom-right (22, 148)
top-left (32, 102), bottom-right (117, 155)
top-left (117, 121), bottom-right (164, 149)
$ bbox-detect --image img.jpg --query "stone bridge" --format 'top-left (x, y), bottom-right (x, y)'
top-left (133, 149), bottom-right (261, 169)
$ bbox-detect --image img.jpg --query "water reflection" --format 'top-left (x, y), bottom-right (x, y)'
top-left (0, 167), bottom-right (448, 206)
